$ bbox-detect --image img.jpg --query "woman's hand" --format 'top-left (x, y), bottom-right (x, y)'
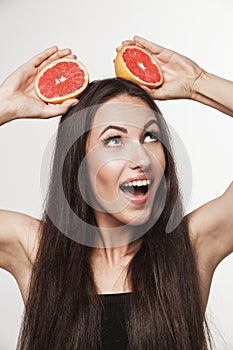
top-left (117, 35), bottom-right (204, 100)
top-left (0, 47), bottom-right (79, 126)
top-left (117, 36), bottom-right (233, 116)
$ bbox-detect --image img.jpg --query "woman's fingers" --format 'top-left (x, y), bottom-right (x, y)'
top-left (42, 98), bottom-right (79, 118)
top-left (142, 85), bottom-right (168, 100)
top-left (116, 39), bottom-right (142, 52)
top-left (29, 46), bottom-right (59, 67)
top-left (121, 39), bottom-right (135, 46)
top-left (39, 48), bottom-right (77, 70)
top-left (134, 36), bottom-right (164, 54)
top-left (116, 40), bottom-right (135, 52)
top-left (116, 36), bottom-right (162, 57)
top-left (27, 47), bottom-right (76, 71)
top-left (64, 54), bottom-right (77, 60)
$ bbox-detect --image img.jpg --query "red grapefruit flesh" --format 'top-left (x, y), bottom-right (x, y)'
top-left (114, 45), bottom-right (163, 88)
top-left (35, 58), bottom-right (89, 103)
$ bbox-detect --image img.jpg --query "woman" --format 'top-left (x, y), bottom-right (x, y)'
top-left (0, 37), bottom-right (232, 349)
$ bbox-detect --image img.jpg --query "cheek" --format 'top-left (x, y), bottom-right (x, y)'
top-left (159, 150), bottom-right (166, 173)
top-left (86, 142), bottom-right (126, 185)
top-left (96, 160), bottom-right (122, 186)
top-left (150, 145), bottom-right (166, 176)
top-left (87, 152), bottom-right (125, 200)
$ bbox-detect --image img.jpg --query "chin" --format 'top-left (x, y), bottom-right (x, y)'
top-left (118, 210), bottom-right (153, 227)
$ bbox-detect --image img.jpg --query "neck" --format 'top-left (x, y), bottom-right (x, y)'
top-left (92, 213), bottom-right (142, 267)
top-left (92, 236), bottom-right (142, 268)
top-left (90, 214), bottom-right (142, 294)
top-left (93, 209), bottom-right (147, 245)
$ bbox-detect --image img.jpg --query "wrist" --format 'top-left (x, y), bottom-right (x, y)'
top-left (190, 70), bottom-right (210, 101)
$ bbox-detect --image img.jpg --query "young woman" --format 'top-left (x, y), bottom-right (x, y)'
top-left (0, 37), bottom-right (232, 349)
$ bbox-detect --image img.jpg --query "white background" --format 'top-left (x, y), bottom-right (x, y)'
top-left (0, 0), bottom-right (233, 349)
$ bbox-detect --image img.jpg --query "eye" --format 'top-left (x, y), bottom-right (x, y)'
top-left (103, 136), bottom-right (122, 147)
top-left (144, 131), bottom-right (159, 143)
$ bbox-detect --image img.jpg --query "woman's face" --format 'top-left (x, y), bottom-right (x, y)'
top-left (85, 94), bottom-right (166, 228)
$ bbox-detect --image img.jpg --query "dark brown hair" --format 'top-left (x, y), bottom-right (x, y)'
top-left (17, 78), bottom-right (212, 349)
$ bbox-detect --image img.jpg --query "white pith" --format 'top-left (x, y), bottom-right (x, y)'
top-left (121, 179), bottom-right (151, 187)
top-left (55, 76), bottom-right (67, 85)
top-left (138, 62), bottom-right (146, 71)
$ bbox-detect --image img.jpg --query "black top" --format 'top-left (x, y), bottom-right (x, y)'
top-left (100, 292), bottom-right (131, 350)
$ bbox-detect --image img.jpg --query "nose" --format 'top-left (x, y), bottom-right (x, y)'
top-left (127, 142), bottom-right (151, 170)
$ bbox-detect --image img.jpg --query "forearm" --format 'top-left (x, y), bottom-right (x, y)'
top-left (192, 71), bottom-right (233, 117)
top-left (0, 88), bottom-right (16, 126)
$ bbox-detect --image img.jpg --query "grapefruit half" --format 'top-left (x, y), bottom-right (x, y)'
top-left (115, 45), bottom-right (163, 88)
top-left (35, 58), bottom-right (89, 103)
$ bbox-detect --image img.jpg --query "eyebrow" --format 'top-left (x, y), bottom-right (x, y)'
top-left (98, 125), bottom-right (128, 138)
top-left (98, 119), bottom-right (158, 139)
top-left (144, 119), bottom-right (158, 129)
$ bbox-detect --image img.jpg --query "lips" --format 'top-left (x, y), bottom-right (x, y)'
top-left (120, 174), bottom-right (152, 205)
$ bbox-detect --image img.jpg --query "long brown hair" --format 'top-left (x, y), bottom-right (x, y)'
top-left (17, 78), bottom-right (212, 349)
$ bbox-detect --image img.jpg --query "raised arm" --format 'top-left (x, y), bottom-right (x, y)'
top-left (0, 209), bottom-right (41, 304)
top-left (187, 181), bottom-right (233, 308)
top-left (117, 36), bottom-right (233, 308)
top-left (0, 47), bottom-right (79, 303)
top-left (129, 38), bottom-right (233, 251)
top-left (0, 46), bottom-right (78, 126)
top-left (118, 36), bottom-right (233, 117)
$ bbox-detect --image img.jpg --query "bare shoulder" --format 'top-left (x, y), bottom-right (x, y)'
top-left (186, 182), bottom-right (233, 307)
top-left (187, 182), bottom-right (233, 268)
top-left (0, 209), bottom-right (41, 274)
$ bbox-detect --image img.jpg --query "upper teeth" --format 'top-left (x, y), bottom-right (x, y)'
top-left (122, 179), bottom-right (151, 187)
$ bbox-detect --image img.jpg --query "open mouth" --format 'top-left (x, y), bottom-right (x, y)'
top-left (120, 179), bottom-right (151, 198)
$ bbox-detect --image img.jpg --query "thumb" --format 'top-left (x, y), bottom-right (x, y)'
top-left (42, 99), bottom-right (79, 118)
top-left (61, 98), bottom-right (79, 109)
top-left (142, 86), bottom-right (167, 100)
